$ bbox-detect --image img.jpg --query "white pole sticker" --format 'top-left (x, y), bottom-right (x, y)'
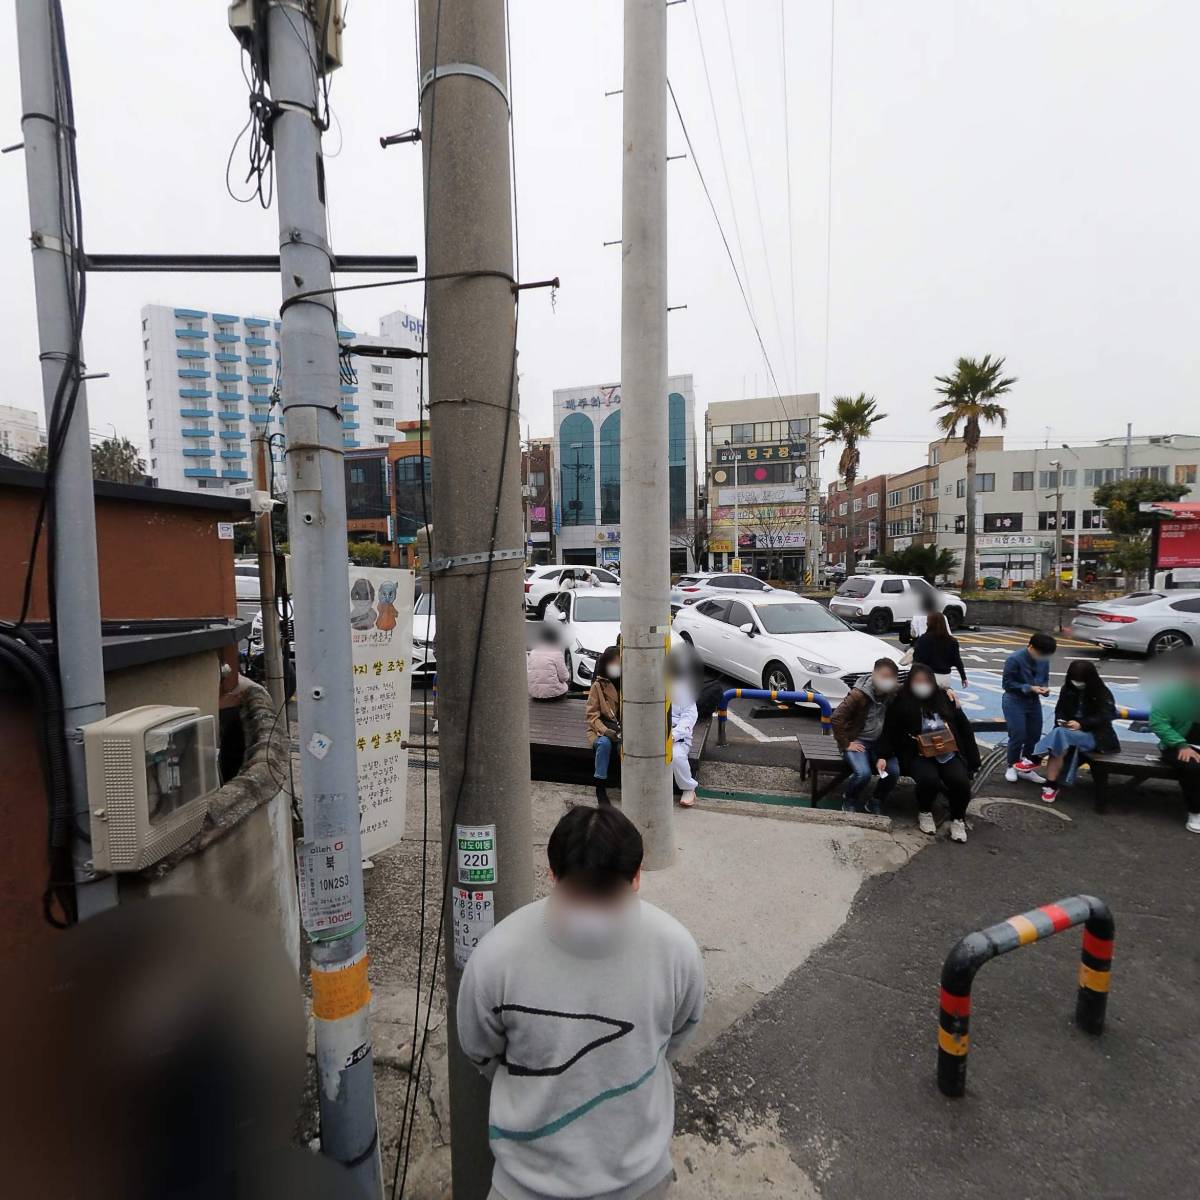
top-left (296, 837), bottom-right (355, 934)
top-left (452, 888), bottom-right (495, 968)
top-left (456, 823), bottom-right (497, 886)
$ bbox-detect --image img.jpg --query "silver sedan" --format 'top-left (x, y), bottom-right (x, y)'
top-left (1072, 590), bottom-right (1200, 655)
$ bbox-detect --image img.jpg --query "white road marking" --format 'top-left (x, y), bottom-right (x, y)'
top-left (725, 709), bottom-right (797, 744)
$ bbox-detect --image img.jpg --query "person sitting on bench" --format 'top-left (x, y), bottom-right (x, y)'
top-left (1034, 660), bottom-right (1119, 804)
top-left (1148, 647), bottom-right (1200, 834)
top-left (831, 657), bottom-right (902, 815)
top-left (586, 645), bottom-right (622, 807)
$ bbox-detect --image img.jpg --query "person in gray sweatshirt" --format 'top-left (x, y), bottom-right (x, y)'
top-left (457, 804), bottom-right (706, 1200)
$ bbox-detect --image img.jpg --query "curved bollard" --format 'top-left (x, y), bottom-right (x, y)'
top-left (938, 894), bottom-right (1114, 1098)
top-left (715, 688), bottom-right (832, 746)
top-left (1116, 706), bottom-right (1148, 722)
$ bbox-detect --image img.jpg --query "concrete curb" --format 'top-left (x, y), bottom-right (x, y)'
top-left (694, 792), bottom-right (893, 831)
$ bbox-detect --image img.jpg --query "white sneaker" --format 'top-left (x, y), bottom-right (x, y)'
top-left (1040, 787), bottom-right (1058, 803)
top-left (1187, 813), bottom-right (1200, 834)
top-left (949, 819), bottom-right (967, 843)
top-left (918, 811), bottom-right (937, 835)
top-left (1004, 767), bottom-right (1018, 783)
top-left (1018, 768), bottom-right (1047, 784)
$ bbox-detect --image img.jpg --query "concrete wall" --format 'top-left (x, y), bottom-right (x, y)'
top-left (106, 650), bottom-right (220, 726)
top-left (964, 598), bottom-right (1077, 633)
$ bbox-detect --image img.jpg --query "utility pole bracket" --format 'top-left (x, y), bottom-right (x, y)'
top-left (419, 62), bottom-right (510, 110)
top-left (428, 548), bottom-right (525, 575)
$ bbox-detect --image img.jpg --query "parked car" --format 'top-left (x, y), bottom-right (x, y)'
top-left (829, 574), bottom-right (965, 635)
top-left (543, 588), bottom-right (622, 688)
top-left (524, 564), bottom-right (619, 617)
top-left (245, 597), bottom-right (296, 697)
top-left (235, 561), bottom-right (260, 603)
top-left (670, 571), bottom-right (778, 610)
top-left (411, 591), bottom-right (437, 677)
top-left (1072, 590), bottom-right (1200, 656)
top-left (672, 592), bottom-right (903, 700)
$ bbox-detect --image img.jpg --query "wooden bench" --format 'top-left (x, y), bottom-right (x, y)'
top-left (1080, 749), bottom-right (1179, 813)
top-left (796, 729), bottom-right (850, 807)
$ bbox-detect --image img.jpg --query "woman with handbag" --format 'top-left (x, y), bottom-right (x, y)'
top-left (586, 645), bottom-right (623, 806)
top-left (877, 663), bottom-right (981, 842)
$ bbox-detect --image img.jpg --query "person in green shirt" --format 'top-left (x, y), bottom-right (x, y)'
top-left (1148, 648), bottom-right (1200, 833)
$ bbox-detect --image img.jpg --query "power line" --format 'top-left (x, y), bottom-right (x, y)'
top-left (821, 0), bottom-right (836, 414)
top-left (719, 0), bottom-right (789, 396)
top-left (780, 0), bottom-right (798, 395)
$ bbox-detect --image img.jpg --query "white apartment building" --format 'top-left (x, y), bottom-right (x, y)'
top-left (936, 433), bottom-right (1200, 582)
top-left (0, 403), bottom-right (43, 460)
top-left (141, 304), bottom-right (424, 497)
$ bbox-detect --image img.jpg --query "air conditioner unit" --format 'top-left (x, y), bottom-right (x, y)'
top-left (83, 706), bottom-right (219, 872)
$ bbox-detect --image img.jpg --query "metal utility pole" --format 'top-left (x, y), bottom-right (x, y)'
top-left (1049, 458), bottom-right (1064, 584)
top-left (417, 1), bottom-right (534, 1193)
top-left (15, 0), bottom-right (115, 918)
top-left (252, 434), bottom-right (285, 710)
top-left (1124, 421), bottom-right (1132, 479)
top-left (620, 0), bottom-right (674, 868)
top-left (722, 441), bottom-right (741, 570)
top-left (263, 3), bottom-right (381, 1192)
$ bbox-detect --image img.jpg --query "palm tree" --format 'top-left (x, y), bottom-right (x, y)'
top-left (21, 444), bottom-right (49, 472)
top-left (932, 355), bottom-right (1015, 589)
top-left (820, 393), bottom-right (887, 572)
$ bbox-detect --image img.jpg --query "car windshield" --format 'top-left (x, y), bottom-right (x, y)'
top-left (836, 578), bottom-right (874, 598)
top-left (755, 603), bottom-right (849, 635)
top-left (574, 595), bottom-right (621, 622)
top-left (415, 594), bottom-right (434, 615)
top-left (1106, 593), bottom-right (1165, 607)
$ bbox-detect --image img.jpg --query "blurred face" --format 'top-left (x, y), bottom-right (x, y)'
top-left (872, 668), bottom-right (899, 693)
top-left (910, 671), bottom-right (936, 700)
top-left (548, 872), bottom-right (641, 955)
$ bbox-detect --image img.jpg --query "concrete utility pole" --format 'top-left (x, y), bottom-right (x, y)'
top-left (1049, 458), bottom-right (1064, 584)
top-left (263, 3), bottom-right (381, 1193)
top-left (252, 434), bottom-right (285, 710)
top-left (417, 1), bottom-right (534, 1194)
top-left (619, 0), bottom-right (675, 868)
top-left (15, 0), bottom-right (116, 918)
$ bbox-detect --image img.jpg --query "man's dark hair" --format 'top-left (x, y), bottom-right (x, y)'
top-left (1030, 633), bottom-right (1057, 655)
top-left (547, 804), bottom-right (644, 895)
top-left (873, 657), bottom-right (899, 673)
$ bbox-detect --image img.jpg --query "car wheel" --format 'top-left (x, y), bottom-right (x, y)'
top-left (679, 631), bottom-right (693, 645)
top-left (866, 607), bottom-right (892, 635)
top-left (762, 661), bottom-right (795, 694)
top-left (1149, 630), bottom-right (1192, 656)
top-left (944, 606), bottom-right (964, 631)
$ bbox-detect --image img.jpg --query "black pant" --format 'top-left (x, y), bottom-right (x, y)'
top-left (1162, 746), bottom-right (1200, 814)
top-left (907, 755), bottom-right (972, 820)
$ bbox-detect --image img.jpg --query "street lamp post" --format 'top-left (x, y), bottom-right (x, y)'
top-left (1048, 458), bottom-right (1064, 585)
top-left (723, 439), bottom-right (740, 570)
top-left (1061, 444), bottom-right (1082, 589)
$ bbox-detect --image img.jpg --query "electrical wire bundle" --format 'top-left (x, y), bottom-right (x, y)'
top-left (3, 0), bottom-right (90, 927)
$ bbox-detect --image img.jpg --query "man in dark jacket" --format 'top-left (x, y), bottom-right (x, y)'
top-left (831, 658), bottom-right (902, 814)
top-left (1001, 632), bottom-right (1056, 783)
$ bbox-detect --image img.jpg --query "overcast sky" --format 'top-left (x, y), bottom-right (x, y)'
top-left (1, 1), bottom-right (1197, 478)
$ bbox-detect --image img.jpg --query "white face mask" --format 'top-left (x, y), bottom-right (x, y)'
top-left (1070, 679), bottom-right (1087, 689)
top-left (873, 675), bottom-right (898, 693)
top-left (911, 682), bottom-right (935, 700)
top-left (549, 897), bottom-right (635, 956)
top-left (605, 665), bottom-right (621, 681)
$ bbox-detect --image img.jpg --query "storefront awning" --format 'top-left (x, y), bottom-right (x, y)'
top-left (1139, 501), bottom-right (1200, 518)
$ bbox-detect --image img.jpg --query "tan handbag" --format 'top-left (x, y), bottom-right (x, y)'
top-left (915, 727), bottom-right (958, 758)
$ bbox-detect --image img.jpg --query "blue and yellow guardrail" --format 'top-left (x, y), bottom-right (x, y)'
top-left (938, 894), bottom-right (1114, 1098)
top-left (715, 688), bottom-right (833, 746)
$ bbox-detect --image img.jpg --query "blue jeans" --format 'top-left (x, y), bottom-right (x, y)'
top-left (843, 743), bottom-right (899, 813)
top-left (1034, 725), bottom-right (1096, 786)
top-left (593, 734), bottom-right (614, 781)
top-left (1002, 694), bottom-right (1043, 766)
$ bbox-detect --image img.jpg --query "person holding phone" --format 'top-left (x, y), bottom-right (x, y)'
top-left (1001, 632), bottom-right (1057, 783)
top-left (586, 645), bottom-right (623, 806)
top-left (1035, 660), bottom-right (1120, 803)
top-left (876, 664), bottom-right (980, 842)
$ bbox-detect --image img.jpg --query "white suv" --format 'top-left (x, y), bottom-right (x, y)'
top-left (829, 575), bottom-right (965, 636)
top-left (524, 564), bottom-right (620, 617)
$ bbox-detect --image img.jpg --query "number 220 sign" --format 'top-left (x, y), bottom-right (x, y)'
top-left (456, 824), bottom-right (497, 885)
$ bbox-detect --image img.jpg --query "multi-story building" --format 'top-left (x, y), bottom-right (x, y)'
top-left (0, 404), bottom-right (42, 461)
top-left (883, 436), bottom-right (1001, 554)
top-left (141, 304), bottom-right (423, 497)
top-left (552, 375), bottom-right (697, 570)
top-left (523, 437), bottom-right (554, 564)
top-left (936, 433), bottom-right (1200, 583)
top-left (823, 474), bottom-right (887, 568)
top-left (704, 393), bottom-right (820, 579)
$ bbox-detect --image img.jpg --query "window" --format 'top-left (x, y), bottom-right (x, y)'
top-left (887, 489), bottom-right (901, 507)
top-left (1175, 464), bottom-right (1197, 486)
top-left (754, 422), bottom-right (772, 442)
top-left (150, 458), bottom-right (157, 470)
top-left (1085, 467), bottom-right (1124, 487)
top-left (710, 425), bottom-right (731, 445)
top-left (1082, 509), bottom-right (1108, 530)
top-left (374, 417), bottom-right (392, 427)
top-left (1038, 510), bottom-right (1076, 531)
top-left (1170, 598), bottom-right (1200, 613)
top-left (529, 470), bottom-right (546, 487)
top-left (853, 498), bottom-right (863, 513)
top-left (143, 339), bottom-right (150, 352)
top-left (375, 436), bottom-right (390, 445)
top-left (836, 578), bottom-right (874, 598)
top-left (372, 364), bottom-right (393, 375)
top-left (754, 602), bottom-right (848, 634)
top-left (600, 408), bottom-right (621, 524)
top-left (976, 473), bottom-right (995, 492)
top-left (1129, 465), bottom-right (1168, 482)
top-left (956, 478), bottom-right (965, 498)
top-left (1039, 469), bottom-right (1077, 490)
top-left (148, 418), bottom-right (153, 429)
top-left (372, 382), bottom-right (394, 393)
top-left (349, 467), bottom-right (365, 483)
top-left (881, 579), bottom-right (903, 594)
top-left (144, 359), bottom-right (151, 373)
top-left (145, 379), bottom-right (152, 392)
top-left (788, 419), bottom-right (808, 439)
top-left (696, 598), bottom-right (731, 620)
top-left (1013, 471), bottom-right (1034, 491)
top-left (142, 319), bottom-right (148, 331)
top-left (838, 502), bottom-right (847, 516)
top-left (954, 515), bottom-right (965, 533)
top-left (868, 493), bottom-right (879, 507)
top-left (984, 512), bottom-right (1022, 532)
top-left (731, 423), bottom-right (753, 443)
top-left (887, 519), bottom-right (912, 537)
top-left (930, 446), bottom-right (941, 466)
top-left (736, 461), bottom-right (794, 485)
top-left (724, 600), bottom-right (754, 628)
top-left (907, 483), bottom-right (923, 502)
top-left (149, 438), bottom-right (156, 450)
top-left (375, 400), bottom-right (394, 411)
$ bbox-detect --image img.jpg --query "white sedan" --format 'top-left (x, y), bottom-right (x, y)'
top-left (543, 589), bottom-right (622, 688)
top-left (672, 592), bottom-right (902, 701)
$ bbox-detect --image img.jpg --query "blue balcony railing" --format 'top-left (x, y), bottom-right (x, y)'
top-left (249, 413), bottom-right (271, 424)
top-left (222, 470), bottom-right (250, 480)
top-left (214, 333), bottom-right (240, 344)
top-left (341, 402), bottom-right (358, 412)
top-left (340, 384), bottom-right (358, 395)
top-left (212, 312), bottom-right (239, 324)
top-left (248, 394), bottom-right (272, 406)
top-left (184, 467), bottom-right (218, 478)
top-left (178, 387), bottom-right (212, 399)
top-left (175, 328), bottom-right (206, 339)
top-left (220, 429), bottom-right (246, 440)
top-left (217, 409), bottom-right (245, 421)
top-left (180, 427), bottom-right (211, 438)
top-left (246, 374), bottom-right (272, 386)
top-left (179, 407), bottom-right (212, 419)
top-left (245, 336), bottom-right (271, 348)
top-left (215, 352), bottom-right (240, 363)
top-left (215, 372), bottom-right (241, 383)
top-left (216, 391), bottom-right (242, 402)
top-left (177, 368), bottom-right (210, 379)
top-left (246, 355), bottom-right (271, 367)
top-left (342, 420), bottom-right (359, 430)
top-left (182, 447), bottom-right (212, 458)
top-left (177, 348), bottom-right (208, 360)
top-left (174, 308), bottom-right (206, 319)
top-left (220, 449), bottom-right (248, 460)
top-left (244, 317), bottom-right (270, 328)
